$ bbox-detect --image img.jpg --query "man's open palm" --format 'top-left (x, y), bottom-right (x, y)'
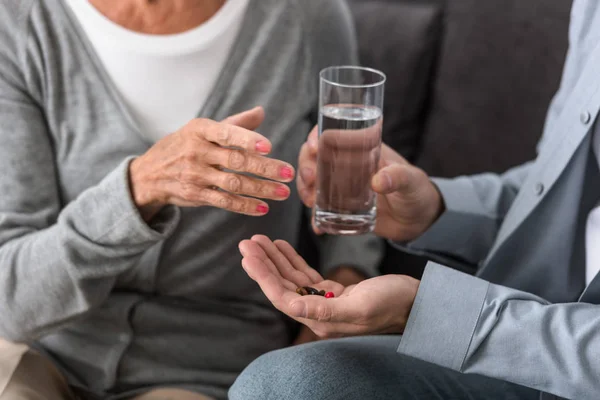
top-left (239, 235), bottom-right (420, 338)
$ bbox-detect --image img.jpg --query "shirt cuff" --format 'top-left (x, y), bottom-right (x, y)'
top-left (397, 262), bottom-right (489, 371)
top-left (63, 157), bottom-right (180, 246)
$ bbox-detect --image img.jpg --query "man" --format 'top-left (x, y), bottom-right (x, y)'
top-left (230, 1), bottom-right (600, 399)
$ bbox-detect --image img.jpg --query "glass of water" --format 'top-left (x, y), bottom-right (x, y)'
top-left (314, 66), bottom-right (385, 235)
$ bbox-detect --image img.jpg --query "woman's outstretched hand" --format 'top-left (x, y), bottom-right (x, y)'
top-left (239, 235), bottom-right (420, 338)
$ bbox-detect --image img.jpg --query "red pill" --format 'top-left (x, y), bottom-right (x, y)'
top-left (325, 292), bottom-right (335, 298)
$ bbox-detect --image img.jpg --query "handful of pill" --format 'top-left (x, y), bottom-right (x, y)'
top-left (296, 286), bottom-right (335, 298)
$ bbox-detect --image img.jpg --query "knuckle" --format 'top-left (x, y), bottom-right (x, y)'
top-left (216, 194), bottom-right (234, 210)
top-left (197, 188), bottom-right (213, 203)
top-left (225, 175), bottom-right (243, 193)
top-left (233, 200), bottom-right (249, 214)
top-left (228, 150), bottom-right (247, 170)
top-left (217, 124), bottom-right (231, 144)
top-left (253, 180), bottom-right (267, 196)
top-left (180, 147), bottom-right (197, 164)
top-left (250, 158), bottom-right (271, 177)
top-left (180, 183), bottom-right (197, 202)
top-left (190, 118), bottom-right (208, 136)
top-left (315, 304), bottom-right (332, 322)
top-left (237, 134), bottom-right (250, 149)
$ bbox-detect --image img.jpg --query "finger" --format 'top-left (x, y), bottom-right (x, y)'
top-left (174, 185), bottom-right (270, 216)
top-left (241, 255), bottom-right (303, 312)
top-left (371, 163), bottom-right (419, 195)
top-left (193, 118), bottom-right (272, 155)
top-left (273, 240), bottom-right (323, 283)
top-left (221, 106), bottom-right (265, 131)
top-left (302, 319), bottom-right (385, 338)
top-left (299, 189), bottom-right (316, 209)
top-left (306, 125), bottom-right (318, 155)
top-left (211, 169), bottom-right (290, 201)
top-left (311, 211), bottom-right (323, 235)
top-left (311, 279), bottom-right (345, 295)
top-left (379, 143), bottom-right (409, 168)
top-left (251, 235), bottom-right (315, 287)
top-left (297, 129), bottom-right (318, 207)
top-left (239, 240), bottom-right (296, 291)
top-left (320, 125), bottom-right (380, 151)
top-left (289, 295), bottom-right (362, 324)
top-left (339, 284), bottom-right (357, 297)
top-left (298, 143), bottom-right (317, 188)
top-left (207, 146), bottom-right (295, 183)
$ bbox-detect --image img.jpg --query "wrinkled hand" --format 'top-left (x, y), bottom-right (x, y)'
top-left (297, 126), bottom-right (443, 241)
top-left (130, 107), bottom-right (295, 221)
top-left (239, 235), bottom-right (419, 338)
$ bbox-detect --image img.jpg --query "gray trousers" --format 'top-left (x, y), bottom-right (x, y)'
top-left (229, 336), bottom-right (540, 400)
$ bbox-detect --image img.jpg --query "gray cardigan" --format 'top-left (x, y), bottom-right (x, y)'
top-left (0, 0), bottom-right (382, 398)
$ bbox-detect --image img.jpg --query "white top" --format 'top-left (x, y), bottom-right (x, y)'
top-left (65, 0), bottom-right (249, 142)
top-left (586, 128), bottom-right (600, 286)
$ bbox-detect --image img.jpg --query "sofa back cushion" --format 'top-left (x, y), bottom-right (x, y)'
top-left (349, 0), bottom-right (443, 162)
top-left (416, 0), bottom-right (572, 177)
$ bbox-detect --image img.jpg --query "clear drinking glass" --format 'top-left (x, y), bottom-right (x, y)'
top-left (314, 66), bottom-right (386, 235)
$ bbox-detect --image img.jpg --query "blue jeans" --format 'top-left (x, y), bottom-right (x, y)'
top-left (229, 336), bottom-right (540, 400)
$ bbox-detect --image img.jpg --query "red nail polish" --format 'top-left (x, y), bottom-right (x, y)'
top-left (255, 141), bottom-right (270, 154)
top-left (325, 292), bottom-right (335, 298)
top-left (275, 186), bottom-right (289, 198)
top-left (280, 166), bottom-right (294, 179)
top-left (256, 204), bottom-right (269, 214)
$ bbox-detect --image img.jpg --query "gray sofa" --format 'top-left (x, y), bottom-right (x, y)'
top-left (300, 0), bottom-right (573, 277)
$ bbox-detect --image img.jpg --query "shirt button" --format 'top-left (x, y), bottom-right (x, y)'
top-left (580, 111), bottom-right (592, 125)
top-left (534, 183), bottom-right (544, 196)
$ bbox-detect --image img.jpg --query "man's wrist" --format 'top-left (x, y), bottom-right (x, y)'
top-left (399, 277), bottom-right (420, 334)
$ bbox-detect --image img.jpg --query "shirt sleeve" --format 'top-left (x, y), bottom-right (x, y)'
top-left (398, 262), bottom-right (600, 399)
top-left (0, 10), bottom-right (179, 342)
top-left (391, 162), bottom-right (532, 270)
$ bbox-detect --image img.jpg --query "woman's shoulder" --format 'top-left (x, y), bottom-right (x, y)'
top-left (290, 0), bottom-right (358, 68)
top-left (291, 0), bottom-right (354, 36)
top-left (0, 0), bottom-right (56, 57)
top-left (0, 0), bottom-right (35, 37)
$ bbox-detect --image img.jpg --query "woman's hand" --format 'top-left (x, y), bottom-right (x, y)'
top-left (297, 126), bottom-right (443, 241)
top-left (129, 107), bottom-right (295, 221)
top-left (239, 236), bottom-right (420, 338)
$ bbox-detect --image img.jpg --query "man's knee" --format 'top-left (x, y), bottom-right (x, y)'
top-left (230, 337), bottom-right (406, 400)
top-left (230, 343), bottom-right (317, 400)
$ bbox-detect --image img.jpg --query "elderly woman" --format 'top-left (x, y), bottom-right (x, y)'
top-left (0, 0), bottom-right (382, 399)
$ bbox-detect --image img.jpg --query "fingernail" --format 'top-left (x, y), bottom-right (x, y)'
top-left (275, 186), bottom-right (290, 198)
top-left (384, 173), bottom-right (393, 191)
top-left (280, 166), bottom-right (295, 179)
top-left (256, 204), bottom-right (269, 214)
top-left (300, 167), bottom-right (314, 181)
top-left (376, 172), bottom-right (392, 192)
top-left (291, 301), bottom-right (307, 318)
top-left (308, 137), bottom-right (318, 150)
top-left (255, 141), bottom-right (270, 154)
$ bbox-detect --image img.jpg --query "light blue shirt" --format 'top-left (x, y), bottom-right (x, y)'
top-left (396, 1), bottom-right (600, 399)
